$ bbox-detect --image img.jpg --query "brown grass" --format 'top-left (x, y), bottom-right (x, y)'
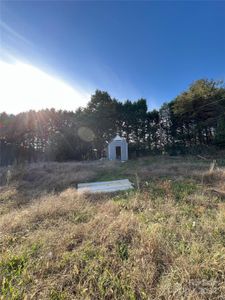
top-left (0, 156), bottom-right (225, 299)
top-left (202, 168), bottom-right (225, 187)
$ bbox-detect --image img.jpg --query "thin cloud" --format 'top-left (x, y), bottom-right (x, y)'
top-left (0, 20), bottom-right (32, 46)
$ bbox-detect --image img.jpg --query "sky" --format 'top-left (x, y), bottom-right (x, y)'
top-left (0, 1), bottom-right (225, 114)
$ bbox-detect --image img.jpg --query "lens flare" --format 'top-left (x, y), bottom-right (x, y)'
top-left (78, 127), bottom-right (95, 142)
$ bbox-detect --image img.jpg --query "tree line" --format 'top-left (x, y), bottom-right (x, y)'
top-left (0, 78), bottom-right (225, 166)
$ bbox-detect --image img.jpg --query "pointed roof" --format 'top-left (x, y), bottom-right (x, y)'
top-left (108, 134), bottom-right (127, 145)
top-left (113, 134), bottom-right (123, 141)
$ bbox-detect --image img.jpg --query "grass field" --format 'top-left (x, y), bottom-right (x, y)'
top-left (0, 156), bottom-right (225, 299)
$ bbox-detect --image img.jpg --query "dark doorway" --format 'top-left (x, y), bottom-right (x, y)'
top-left (116, 146), bottom-right (121, 160)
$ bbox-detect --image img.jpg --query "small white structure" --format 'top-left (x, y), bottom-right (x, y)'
top-left (77, 179), bottom-right (133, 193)
top-left (108, 135), bottom-right (128, 161)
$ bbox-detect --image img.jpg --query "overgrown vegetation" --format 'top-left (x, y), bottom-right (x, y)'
top-left (0, 157), bottom-right (225, 299)
top-left (0, 79), bottom-right (225, 165)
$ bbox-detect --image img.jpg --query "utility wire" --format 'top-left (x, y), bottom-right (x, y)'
top-left (197, 97), bottom-right (225, 109)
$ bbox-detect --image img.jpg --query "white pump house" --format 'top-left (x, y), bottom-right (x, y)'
top-left (107, 135), bottom-right (128, 161)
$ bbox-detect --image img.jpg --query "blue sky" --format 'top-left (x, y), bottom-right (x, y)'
top-left (0, 1), bottom-right (225, 113)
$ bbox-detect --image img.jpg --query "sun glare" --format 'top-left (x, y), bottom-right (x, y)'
top-left (0, 59), bottom-right (90, 114)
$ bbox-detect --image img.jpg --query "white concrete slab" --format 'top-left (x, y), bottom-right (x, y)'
top-left (77, 179), bottom-right (133, 193)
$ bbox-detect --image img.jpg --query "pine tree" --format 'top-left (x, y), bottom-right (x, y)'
top-left (215, 116), bottom-right (225, 147)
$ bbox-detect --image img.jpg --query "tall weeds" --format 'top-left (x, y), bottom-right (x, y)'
top-left (0, 157), bottom-right (225, 299)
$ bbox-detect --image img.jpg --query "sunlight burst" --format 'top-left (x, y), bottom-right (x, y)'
top-left (0, 59), bottom-right (90, 114)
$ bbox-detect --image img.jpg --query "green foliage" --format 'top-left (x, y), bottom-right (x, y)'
top-left (171, 181), bottom-right (197, 201)
top-left (0, 255), bottom-right (27, 299)
top-left (0, 79), bottom-right (225, 166)
top-left (97, 270), bottom-right (136, 300)
top-left (215, 117), bottom-right (225, 147)
top-left (49, 289), bottom-right (66, 300)
top-left (117, 241), bottom-right (129, 260)
top-left (0, 244), bottom-right (40, 299)
top-left (171, 79), bottom-right (225, 148)
top-left (70, 211), bottom-right (91, 224)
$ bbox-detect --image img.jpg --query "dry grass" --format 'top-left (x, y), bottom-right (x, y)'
top-left (0, 156), bottom-right (225, 299)
top-left (203, 168), bottom-right (225, 187)
top-left (0, 160), bottom-right (122, 202)
top-left (0, 156), bottom-right (211, 191)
